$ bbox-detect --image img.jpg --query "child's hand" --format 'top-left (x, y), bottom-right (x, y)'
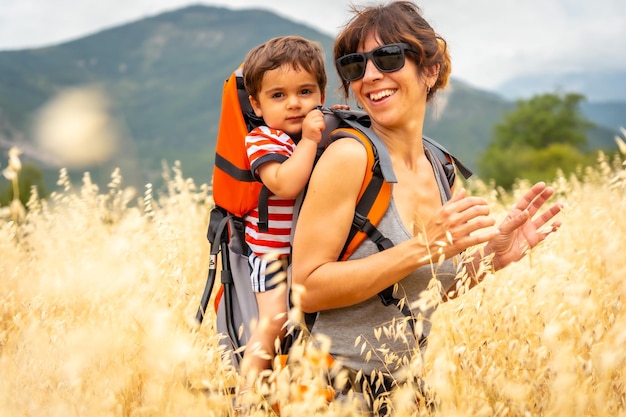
top-left (330, 104), bottom-right (350, 111)
top-left (301, 108), bottom-right (325, 144)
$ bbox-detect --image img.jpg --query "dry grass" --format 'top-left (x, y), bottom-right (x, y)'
top-left (1, 135), bottom-right (625, 416)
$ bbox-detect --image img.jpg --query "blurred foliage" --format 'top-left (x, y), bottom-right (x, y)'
top-left (492, 92), bottom-right (594, 149)
top-left (478, 143), bottom-right (597, 190)
top-left (478, 92), bottom-right (599, 188)
top-left (0, 162), bottom-right (47, 207)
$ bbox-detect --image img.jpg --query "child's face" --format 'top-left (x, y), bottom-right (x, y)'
top-left (250, 64), bottom-right (324, 137)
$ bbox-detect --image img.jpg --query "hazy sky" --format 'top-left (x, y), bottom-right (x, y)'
top-left (1, 0), bottom-right (625, 91)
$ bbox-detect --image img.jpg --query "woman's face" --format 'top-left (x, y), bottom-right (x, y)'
top-left (350, 33), bottom-right (428, 130)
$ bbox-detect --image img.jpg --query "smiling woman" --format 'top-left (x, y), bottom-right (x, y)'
top-left (291, 2), bottom-right (563, 414)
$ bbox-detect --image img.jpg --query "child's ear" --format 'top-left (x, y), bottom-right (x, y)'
top-left (320, 92), bottom-right (326, 105)
top-left (249, 95), bottom-right (263, 117)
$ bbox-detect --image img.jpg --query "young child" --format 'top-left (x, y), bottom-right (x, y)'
top-left (239, 35), bottom-right (329, 385)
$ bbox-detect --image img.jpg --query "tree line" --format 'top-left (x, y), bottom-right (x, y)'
top-left (477, 91), bottom-right (600, 189)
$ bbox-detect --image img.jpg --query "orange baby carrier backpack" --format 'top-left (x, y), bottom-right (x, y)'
top-left (211, 67), bottom-right (263, 218)
top-left (196, 66), bottom-right (473, 369)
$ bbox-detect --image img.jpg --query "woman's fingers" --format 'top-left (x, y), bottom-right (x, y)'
top-left (531, 202), bottom-right (563, 230)
top-left (514, 182), bottom-right (545, 211)
top-left (515, 182), bottom-right (557, 217)
top-left (441, 191), bottom-right (491, 218)
top-left (498, 208), bottom-right (530, 235)
top-left (435, 193), bottom-right (498, 251)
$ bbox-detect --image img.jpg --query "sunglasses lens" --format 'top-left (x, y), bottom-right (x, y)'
top-left (338, 54), bottom-right (366, 81)
top-left (337, 44), bottom-right (412, 81)
top-left (373, 45), bottom-right (405, 72)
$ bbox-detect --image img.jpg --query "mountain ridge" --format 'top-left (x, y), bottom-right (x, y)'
top-left (498, 70), bottom-right (626, 103)
top-left (0, 5), bottom-right (622, 191)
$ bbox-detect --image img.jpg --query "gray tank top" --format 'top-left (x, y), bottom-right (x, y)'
top-left (311, 199), bottom-right (458, 375)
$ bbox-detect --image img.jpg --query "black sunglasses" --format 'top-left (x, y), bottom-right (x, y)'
top-left (336, 43), bottom-right (419, 82)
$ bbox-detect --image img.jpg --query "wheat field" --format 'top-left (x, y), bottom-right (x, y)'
top-left (1, 134), bottom-right (625, 416)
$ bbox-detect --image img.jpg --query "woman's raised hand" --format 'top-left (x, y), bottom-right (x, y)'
top-left (486, 182), bottom-right (563, 270)
top-left (420, 183), bottom-right (562, 268)
top-left (419, 188), bottom-right (499, 260)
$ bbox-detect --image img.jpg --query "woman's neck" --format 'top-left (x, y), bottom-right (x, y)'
top-left (372, 119), bottom-right (425, 171)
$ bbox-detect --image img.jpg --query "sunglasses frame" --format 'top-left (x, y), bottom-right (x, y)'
top-left (336, 43), bottom-right (419, 82)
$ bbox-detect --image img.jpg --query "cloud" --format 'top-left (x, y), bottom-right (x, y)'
top-left (423, 0), bottom-right (626, 87)
top-left (0, 0), bottom-right (625, 90)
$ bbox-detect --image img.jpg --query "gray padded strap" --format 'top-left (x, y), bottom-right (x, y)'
top-left (324, 109), bottom-right (398, 184)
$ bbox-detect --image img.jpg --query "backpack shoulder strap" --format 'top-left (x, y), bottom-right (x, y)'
top-left (327, 126), bottom-right (393, 261)
top-left (422, 135), bottom-right (473, 202)
top-left (322, 110), bottom-right (473, 262)
top-left (328, 109), bottom-right (398, 184)
top-left (423, 135), bottom-right (473, 180)
top-left (325, 124), bottom-right (418, 334)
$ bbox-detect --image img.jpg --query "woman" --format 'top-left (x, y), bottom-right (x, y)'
top-left (291, 0), bottom-right (562, 412)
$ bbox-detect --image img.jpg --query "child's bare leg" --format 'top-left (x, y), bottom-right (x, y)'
top-left (239, 283), bottom-right (288, 386)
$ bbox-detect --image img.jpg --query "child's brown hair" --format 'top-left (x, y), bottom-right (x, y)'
top-left (243, 35), bottom-right (327, 100)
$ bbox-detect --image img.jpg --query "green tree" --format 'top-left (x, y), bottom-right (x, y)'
top-left (478, 91), bottom-right (596, 188)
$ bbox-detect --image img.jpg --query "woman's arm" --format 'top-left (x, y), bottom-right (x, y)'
top-left (292, 138), bottom-right (499, 313)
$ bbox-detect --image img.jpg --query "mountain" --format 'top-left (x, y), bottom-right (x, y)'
top-left (0, 5), bottom-right (339, 190)
top-left (581, 101), bottom-right (626, 133)
top-left (497, 70), bottom-right (626, 103)
top-left (0, 5), bottom-right (622, 192)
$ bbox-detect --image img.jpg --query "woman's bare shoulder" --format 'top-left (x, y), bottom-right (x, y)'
top-left (308, 137), bottom-right (368, 197)
top-left (321, 136), bottom-right (368, 166)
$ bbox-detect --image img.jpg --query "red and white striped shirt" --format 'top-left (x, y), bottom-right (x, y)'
top-left (244, 126), bottom-right (297, 257)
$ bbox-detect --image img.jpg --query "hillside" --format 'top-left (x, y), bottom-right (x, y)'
top-left (0, 5), bottom-right (339, 189)
top-left (0, 5), bottom-right (622, 191)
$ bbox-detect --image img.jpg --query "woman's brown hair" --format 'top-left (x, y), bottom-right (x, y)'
top-left (334, 1), bottom-right (450, 100)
